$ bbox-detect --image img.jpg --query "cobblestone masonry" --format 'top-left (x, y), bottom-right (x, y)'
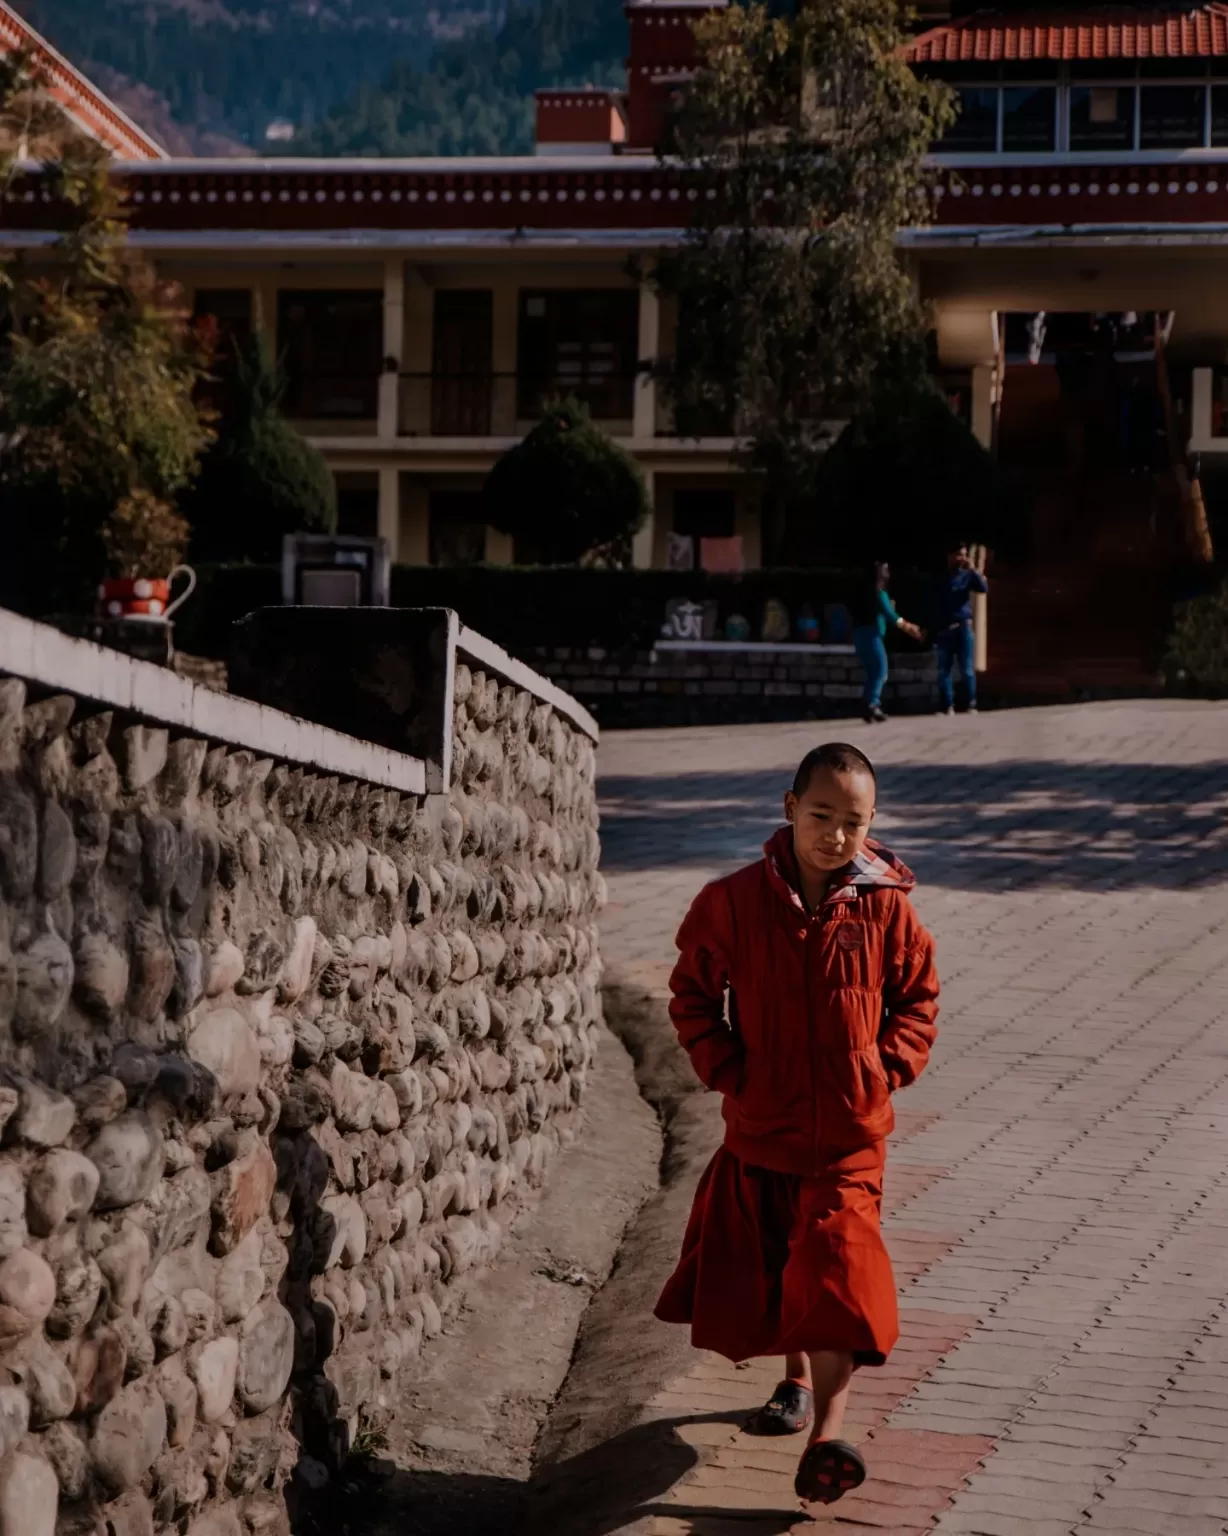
top-left (0, 620), bottom-right (601, 1536)
top-left (529, 647), bottom-right (939, 729)
top-left (598, 702), bottom-right (1228, 1535)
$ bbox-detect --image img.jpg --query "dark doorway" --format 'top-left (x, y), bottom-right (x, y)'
top-left (432, 291), bottom-right (494, 435)
top-left (335, 475), bottom-right (379, 538)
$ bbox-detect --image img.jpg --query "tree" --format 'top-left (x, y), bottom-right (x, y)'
top-left (186, 337), bottom-right (337, 563)
top-left (655, 0), bottom-right (953, 561)
top-left (483, 398), bottom-right (649, 565)
top-left (814, 380), bottom-right (1009, 567)
top-left (0, 55), bottom-right (210, 615)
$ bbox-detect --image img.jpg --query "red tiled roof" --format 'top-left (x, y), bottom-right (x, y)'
top-left (906, 4), bottom-right (1228, 62)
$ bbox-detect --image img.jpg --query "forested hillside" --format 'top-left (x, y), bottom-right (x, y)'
top-left (21, 0), bottom-right (625, 156)
top-left (297, 0), bottom-right (625, 156)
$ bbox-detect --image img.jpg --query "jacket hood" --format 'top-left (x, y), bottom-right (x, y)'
top-left (763, 824), bottom-right (917, 908)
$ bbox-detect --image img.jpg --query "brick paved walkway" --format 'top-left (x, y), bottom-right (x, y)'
top-left (597, 703), bottom-right (1228, 1536)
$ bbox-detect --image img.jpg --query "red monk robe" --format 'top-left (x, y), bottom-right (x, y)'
top-left (655, 826), bottom-right (939, 1365)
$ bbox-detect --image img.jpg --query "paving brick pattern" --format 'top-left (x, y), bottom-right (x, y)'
top-left (597, 703), bottom-right (1228, 1534)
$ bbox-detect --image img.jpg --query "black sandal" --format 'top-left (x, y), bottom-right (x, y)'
top-left (744, 1379), bottom-right (814, 1436)
top-left (794, 1438), bottom-right (867, 1505)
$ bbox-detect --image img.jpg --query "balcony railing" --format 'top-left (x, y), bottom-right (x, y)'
top-left (284, 371), bottom-right (380, 422)
top-left (398, 371), bottom-right (638, 438)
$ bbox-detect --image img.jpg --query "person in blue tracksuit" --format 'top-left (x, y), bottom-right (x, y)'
top-left (851, 562), bottom-right (924, 725)
top-left (932, 543), bottom-right (988, 715)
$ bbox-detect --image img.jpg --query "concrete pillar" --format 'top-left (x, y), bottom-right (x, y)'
top-left (634, 280), bottom-right (660, 442)
top-left (632, 470), bottom-right (656, 568)
top-left (970, 363), bottom-right (995, 451)
top-left (378, 467), bottom-right (401, 560)
top-left (735, 491), bottom-right (762, 570)
top-left (485, 527), bottom-right (514, 564)
top-left (1190, 366), bottom-right (1214, 452)
top-left (492, 279), bottom-right (518, 435)
top-left (969, 367), bottom-right (996, 674)
top-left (379, 258), bottom-right (405, 441)
top-left (252, 277), bottom-right (277, 355)
top-left (400, 479), bottom-right (430, 565)
top-left (401, 267), bottom-right (432, 437)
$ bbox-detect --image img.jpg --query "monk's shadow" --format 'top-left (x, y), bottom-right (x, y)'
top-left (639, 1506), bottom-right (807, 1533)
top-left (531, 1409), bottom-right (802, 1536)
top-left (295, 1408), bottom-right (803, 1535)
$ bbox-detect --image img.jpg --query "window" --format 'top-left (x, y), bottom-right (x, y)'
top-left (1002, 85), bottom-right (1056, 151)
top-left (936, 86), bottom-right (998, 151)
top-left (1140, 84), bottom-right (1206, 148)
top-left (277, 290), bottom-right (382, 419)
top-left (517, 289), bottom-right (638, 419)
top-left (934, 83), bottom-right (1054, 153)
top-left (1213, 84), bottom-right (1228, 145)
top-left (1069, 84), bottom-right (1136, 150)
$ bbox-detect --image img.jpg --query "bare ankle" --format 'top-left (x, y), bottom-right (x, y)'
top-left (784, 1354), bottom-right (812, 1388)
top-left (806, 1350), bottom-right (854, 1441)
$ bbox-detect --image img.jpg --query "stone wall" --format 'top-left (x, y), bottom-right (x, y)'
top-left (0, 609), bottom-right (601, 1536)
top-left (528, 643), bottom-right (940, 728)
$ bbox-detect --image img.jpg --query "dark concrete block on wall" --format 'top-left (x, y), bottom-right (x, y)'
top-left (229, 606), bottom-right (455, 791)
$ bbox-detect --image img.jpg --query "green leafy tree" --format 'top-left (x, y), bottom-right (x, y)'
top-left (484, 398), bottom-right (649, 565)
top-left (0, 57), bottom-right (210, 614)
top-left (814, 380), bottom-right (1008, 566)
top-left (656, 0), bottom-right (953, 561)
top-left (186, 337), bottom-right (337, 563)
top-left (0, 50), bottom-right (67, 168)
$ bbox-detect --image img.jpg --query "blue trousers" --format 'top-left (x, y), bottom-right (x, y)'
top-left (853, 626), bottom-right (888, 709)
top-left (937, 622), bottom-right (976, 709)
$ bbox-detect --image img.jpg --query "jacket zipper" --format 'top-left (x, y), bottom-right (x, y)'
top-left (811, 893), bottom-right (849, 1163)
top-left (802, 914), bottom-right (817, 1163)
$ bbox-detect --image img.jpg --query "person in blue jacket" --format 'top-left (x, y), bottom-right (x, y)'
top-left (932, 542), bottom-right (988, 715)
top-left (851, 562), bottom-right (924, 725)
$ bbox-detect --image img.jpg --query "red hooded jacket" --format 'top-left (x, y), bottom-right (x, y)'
top-left (668, 826), bottom-right (939, 1176)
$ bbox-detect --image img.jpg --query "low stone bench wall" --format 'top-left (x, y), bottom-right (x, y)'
top-left (0, 607), bottom-right (600, 1536)
top-left (529, 641), bottom-right (940, 728)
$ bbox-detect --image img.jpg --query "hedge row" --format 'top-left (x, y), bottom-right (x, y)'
top-left (1165, 570), bottom-right (1228, 692)
top-left (171, 562), bottom-right (935, 662)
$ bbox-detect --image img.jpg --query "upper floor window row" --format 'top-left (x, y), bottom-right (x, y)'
top-left (936, 81), bottom-right (1228, 154)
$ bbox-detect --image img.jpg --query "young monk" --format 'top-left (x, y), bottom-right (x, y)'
top-left (654, 741), bottom-right (939, 1507)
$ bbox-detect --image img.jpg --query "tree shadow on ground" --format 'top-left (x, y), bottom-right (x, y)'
top-left (598, 761), bottom-right (1228, 891)
top-left (289, 1411), bottom-right (785, 1536)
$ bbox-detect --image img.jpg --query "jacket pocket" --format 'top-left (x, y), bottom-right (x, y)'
top-left (727, 1062), bottom-right (805, 1137)
top-left (823, 1049), bottom-right (891, 1146)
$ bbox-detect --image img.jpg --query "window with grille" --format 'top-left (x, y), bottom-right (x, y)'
top-left (277, 290), bottom-right (382, 420)
top-left (516, 289), bottom-right (638, 419)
